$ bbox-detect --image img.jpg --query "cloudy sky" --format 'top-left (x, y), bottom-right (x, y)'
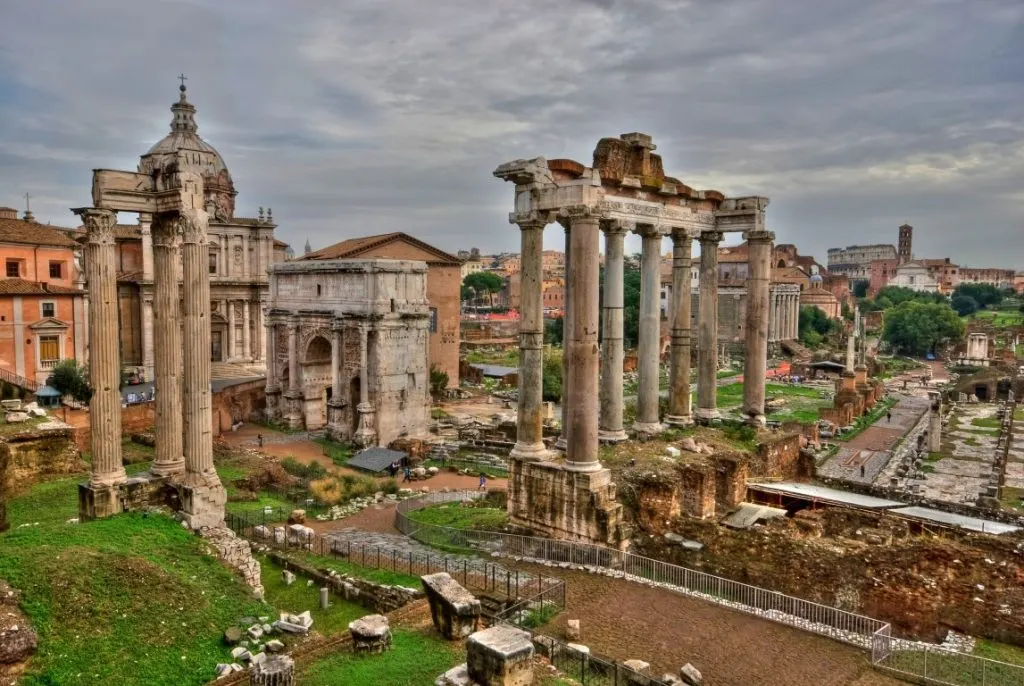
top-left (1, 0), bottom-right (1021, 266)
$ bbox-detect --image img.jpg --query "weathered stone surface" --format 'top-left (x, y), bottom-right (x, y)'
top-left (349, 614), bottom-right (392, 653)
top-left (466, 625), bottom-right (535, 686)
top-left (422, 572), bottom-right (481, 640)
top-left (679, 662), bottom-right (703, 685)
top-left (251, 654), bottom-right (295, 686)
top-left (282, 570), bottom-right (296, 586)
top-left (623, 659), bottom-right (650, 674)
top-left (287, 509), bottom-right (305, 524)
top-left (565, 618), bottom-right (581, 641)
top-left (435, 663), bottom-right (473, 686)
top-left (0, 579), bottom-right (36, 678)
top-left (265, 639), bottom-right (284, 653)
top-left (224, 626), bottom-right (242, 644)
top-left (200, 526), bottom-right (263, 597)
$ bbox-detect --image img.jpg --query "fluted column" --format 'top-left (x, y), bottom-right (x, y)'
top-left (633, 224), bottom-right (664, 435)
top-left (77, 208), bottom-right (126, 488)
top-left (142, 297), bottom-right (154, 382)
top-left (180, 209), bottom-right (220, 484)
top-left (512, 214), bottom-right (552, 460)
top-left (598, 220), bottom-right (629, 442)
top-left (743, 230), bottom-right (774, 426)
top-left (556, 223), bottom-right (572, 451)
top-left (791, 294), bottom-right (799, 339)
top-left (696, 231), bottom-right (723, 422)
top-left (666, 228), bottom-right (694, 426)
top-left (563, 208), bottom-right (601, 471)
top-left (242, 301), bottom-right (251, 361)
top-left (150, 215), bottom-right (184, 477)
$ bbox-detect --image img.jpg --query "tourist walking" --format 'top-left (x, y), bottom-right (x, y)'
top-left (403, 466), bottom-right (412, 483)
top-left (886, 410), bottom-right (892, 423)
top-left (257, 434), bottom-right (264, 449)
top-left (478, 472), bottom-right (488, 491)
top-left (387, 461), bottom-right (399, 478)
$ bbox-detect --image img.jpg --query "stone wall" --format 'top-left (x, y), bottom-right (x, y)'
top-left (750, 433), bottom-right (810, 479)
top-left (0, 427), bottom-right (83, 492)
top-left (507, 459), bottom-right (624, 547)
top-left (636, 513), bottom-right (1024, 645)
top-left (212, 379), bottom-right (267, 437)
top-left (69, 403), bottom-right (155, 451)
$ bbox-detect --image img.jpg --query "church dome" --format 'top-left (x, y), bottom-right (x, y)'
top-left (810, 273), bottom-right (824, 286)
top-left (138, 81), bottom-right (237, 221)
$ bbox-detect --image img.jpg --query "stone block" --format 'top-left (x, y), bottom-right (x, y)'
top-left (287, 509), bottom-right (305, 524)
top-left (679, 663), bottom-right (703, 685)
top-left (282, 570), bottom-right (296, 586)
top-left (77, 482), bottom-right (123, 521)
top-left (466, 625), bottom-right (535, 686)
top-left (565, 619), bottom-right (581, 641)
top-left (421, 572), bottom-right (481, 640)
top-left (224, 626), bottom-right (242, 645)
top-left (349, 614), bottom-right (393, 653)
top-left (436, 663), bottom-right (473, 686)
top-left (265, 639), bottom-right (284, 653)
top-left (251, 654), bottom-right (295, 686)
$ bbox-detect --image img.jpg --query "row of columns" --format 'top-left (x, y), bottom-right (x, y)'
top-left (770, 291), bottom-right (800, 341)
top-left (511, 208), bottom-right (776, 469)
top-left (77, 207), bottom-right (222, 495)
top-left (222, 298), bottom-right (258, 362)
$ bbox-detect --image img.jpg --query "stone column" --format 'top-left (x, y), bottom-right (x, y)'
top-left (179, 208), bottom-right (225, 523)
top-left (666, 228), bottom-right (694, 426)
top-left (150, 215), bottom-right (184, 477)
top-left (77, 208), bottom-right (126, 488)
top-left (288, 320), bottom-right (299, 392)
top-left (265, 320), bottom-right (278, 389)
top-left (556, 223), bottom-right (572, 451)
top-left (696, 231), bottom-right (723, 422)
top-left (770, 291), bottom-right (778, 342)
top-left (563, 208), bottom-right (601, 471)
top-left (512, 214), bottom-right (551, 460)
top-left (598, 220), bottom-right (629, 442)
top-left (142, 296), bottom-right (154, 381)
top-left (226, 300), bottom-right (237, 362)
top-left (633, 224), bottom-right (664, 436)
top-left (242, 300), bottom-right (251, 361)
top-left (354, 324), bottom-right (377, 446)
top-left (742, 230), bottom-right (774, 426)
top-left (846, 330), bottom-right (856, 373)
top-left (331, 327), bottom-right (342, 402)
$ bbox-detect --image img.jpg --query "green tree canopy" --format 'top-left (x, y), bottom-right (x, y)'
top-left (46, 359), bottom-right (92, 403)
top-left (622, 266), bottom-right (642, 348)
top-left (461, 271), bottom-right (505, 304)
top-left (950, 293), bottom-right (979, 317)
top-left (798, 306), bottom-right (836, 349)
top-left (882, 301), bottom-right (965, 355)
top-left (860, 285), bottom-right (947, 312)
top-left (952, 283), bottom-right (1003, 310)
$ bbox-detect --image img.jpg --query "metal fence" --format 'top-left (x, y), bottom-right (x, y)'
top-left (225, 508), bottom-right (564, 603)
top-left (872, 628), bottom-right (1024, 686)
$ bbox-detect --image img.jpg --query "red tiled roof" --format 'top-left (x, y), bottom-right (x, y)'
top-left (0, 278), bottom-right (83, 295)
top-left (0, 217), bottom-right (79, 248)
top-left (302, 232), bottom-right (461, 266)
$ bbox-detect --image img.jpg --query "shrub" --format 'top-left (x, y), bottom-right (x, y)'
top-left (310, 477), bottom-right (344, 505)
top-left (429, 365), bottom-right (449, 398)
top-left (281, 457), bottom-right (327, 480)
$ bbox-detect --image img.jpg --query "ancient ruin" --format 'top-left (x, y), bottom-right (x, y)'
top-left (495, 133), bottom-right (771, 545)
top-left (263, 259), bottom-right (432, 446)
top-left (73, 86), bottom-right (226, 528)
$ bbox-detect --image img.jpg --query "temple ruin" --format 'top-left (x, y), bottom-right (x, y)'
top-left (263, 259), bottom-right (432, 446)
top-left (494, 133), bottom-right (772, 546)
top-left (74, 100), bottom-right (226, 527)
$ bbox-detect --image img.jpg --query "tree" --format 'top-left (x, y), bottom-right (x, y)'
top-left (428, 365), bottom-right (449, 399)
top-left (622, 267), bottom-right (642, 348)
top-left (47, 359), bottom-right (92, 403)
top-left (461, 272), bottom-right (505, 307)
top-left (798, 306), bottom-right (835, 348)
top-left (950, 294), bottom-right (979, 317)
top-left (853, 281), bottom-right (869, 298)
top-left (952, 283), bottom-right (1003, 310)
top-left (541, 350), bottom-right (562, 402)
top-left (882, 301), bottom-right (965, 356)
top-left (544, 317), bottom-right (563, 346)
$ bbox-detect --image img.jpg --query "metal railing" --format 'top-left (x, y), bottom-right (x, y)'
top-left (225, 508), bottom-right (564, 604)
top-left (874, 642), bottom-right (1024, 685)
top-left (0, 366), bottom-right (37, 392)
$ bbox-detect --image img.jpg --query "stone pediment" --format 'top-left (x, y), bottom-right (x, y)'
top-left (28, 317), bottom-right (69, 331)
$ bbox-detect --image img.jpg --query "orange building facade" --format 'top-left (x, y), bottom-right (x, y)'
top-left (0, 207), bottom-right (86, 386)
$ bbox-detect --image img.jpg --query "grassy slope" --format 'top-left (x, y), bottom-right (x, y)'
top-left (407, 502), bottom-right (509, 531)
top-left (300, 628), bottom-right (463, 685)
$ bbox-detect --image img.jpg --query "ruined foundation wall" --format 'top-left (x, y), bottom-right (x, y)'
top-left (507, 459), bottom-right (624, 547)
top-left (0, 429), bottom-right (84, 491)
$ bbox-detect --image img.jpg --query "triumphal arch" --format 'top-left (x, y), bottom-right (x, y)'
top-left (75, 159), bottom-right (225, 528)
top-left (494, 132), bottom-right (771, 546)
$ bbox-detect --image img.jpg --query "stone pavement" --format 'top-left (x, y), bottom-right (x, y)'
top-left (818, 395), bottom-right (930, 485)
top-left (915, 403), bottom-right (1002, 506)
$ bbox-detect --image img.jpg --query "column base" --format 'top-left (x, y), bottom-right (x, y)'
top-left (597, 429), bottom-right (629, 444)
top-left (744, 412), bottom-right (766, 428)
top-left (554, 435), bottom-right (567, 451)
top-left (180, 473), bottom-right (227, 530)
top-left (562, 459), bottom-right (605, 473)
top-left (631, 421), bottom-right (664, 438)
top-left (510, 441), bottom-right (553, 461)
top-left (663, 414), bottom-right (694, 427)
top-left (78, 482), bottom-right (124, 521)
top-left (694, 408), bottom-right (721, 425)
top-left (150, 460), bottom-right (186, 479)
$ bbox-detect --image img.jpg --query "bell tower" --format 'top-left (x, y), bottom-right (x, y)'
top-left (897, 224), bottom-right (913, 264)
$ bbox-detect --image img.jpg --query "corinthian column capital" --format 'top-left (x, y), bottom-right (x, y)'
top-left (75, 208), bottom-right (118, 245)
top-left (632, 222), bottom-right (666, 239)
top-left (743, 229), bottom-right (775, 244)
top-left (177, 209), bottom-right (209, 245)
top-left (510, 210), bottom-right (554, 230)
top-left (600, 218), bottom-right (633, 236)
top-left (151, 215), bottom-right (182, 249)
top-left (698, 230), bottom-right (724, 246)
top-left (555, 204), bottom-right (602, 228)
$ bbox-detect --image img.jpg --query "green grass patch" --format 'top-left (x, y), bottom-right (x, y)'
top-left (924, 451), bottom-right (945, 463)
top-left (518, 602), bottom-right (561, 629)
top-left (1000, 487), bottom-right (1024, 512)
top-left (919, 464), bottom-right (936, 473)
top-left (966, 427), bottom-right (1001, 437)
top-left (423, 459), bottom-right (508, 479)
top-left (313, 437), bottom-right (355, 467)
top-left (301, 628), bottom-right (463, 685)
top-left (0, 415), bottom-right (49, 438)
top-left (970, 416), bottom-right (1003, 429)
top-left (975, 639), bottom-right (1024, 666)
top-left (293, 551), bottom-right (423, 587)
top-left (464, 348), bottom-right (520, 366)
top-left (717, 368), bottom-right (741, 379)
top-left (258, 555), bottom-right (367, 636)
top-left (224, 491), bottom-right (301, 519)
top-left (407, 502), bottom-right (509, 531)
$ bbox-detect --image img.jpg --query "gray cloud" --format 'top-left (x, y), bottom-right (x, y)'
top-left (0, 0), bottom-right (1021, 267)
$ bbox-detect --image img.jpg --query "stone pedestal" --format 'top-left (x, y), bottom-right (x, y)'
top-left (77, 483), bottom-right (123, 521)
top-left (422, 572), bottom-right (481, 640)
top-left (467, 626), bottom-right (535, 686)
top-left (348, 614), bottom-right (392, 653)
top-left (251, 654), bottom-right (295, 686)
top-left (507, 458), bottom-right (623, 547)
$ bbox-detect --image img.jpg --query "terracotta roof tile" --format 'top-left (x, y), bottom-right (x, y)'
top-left (302, 232), bottom-right (461, 266)
top-left (0, 278), bottom-right (83, 295)
top-left (0, 218), bottom-right (79, 248)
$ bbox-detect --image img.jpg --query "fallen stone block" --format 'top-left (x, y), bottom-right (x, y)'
top-left (282, 570), bottom-right (296, 586)
top-left (230, 646), bottom-right (250, 661)
top-left (467, 625), bottom-right (535, 686)
top-left (265, 639), bottom-right (284, 653)
top-left (679, 663), bottom-right (702, 685)
top-left (251, 654), bottom-right (294, 686)
top-left (224, 626), bottom-right (242, 645)
top-left (565, 618), bottom-right (581, 642)
top-left (349, 614), bottom-right (393, 654)
top-left (435, 663), bottom-right (472, 686)
top-left (247, 624), bottom-right (264, 640)
top-left (287, 509), bottom-right (306, 524)
top-left (421, 572), bottom-right (481, 640)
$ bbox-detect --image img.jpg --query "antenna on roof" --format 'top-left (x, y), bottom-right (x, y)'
top-left (23, 192), bottom-right (35, 222)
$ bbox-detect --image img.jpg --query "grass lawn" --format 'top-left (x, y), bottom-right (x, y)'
top-left (1000, 486), bottom-right (1023, 512)
top-left (313, 437), bottom-right (355, 467)
top-left (258, 555), bottom-right (368, 636)
top-left (423, 459), bottom-right (508, 479)
top-left (407, 502), bottom-right (509, 531)
top-left (716, 382), bottom-right (830, 424)
top-left (291, 551), bottom-right (423, 588)
top-left (464, 348), bottom-right (520, 367)
top-left (300, 627), bottom-right (463, 686)
top-left (975, 638), bottom-right (1024, 666)
top-left (970, 416), bottom-right (1003, 429)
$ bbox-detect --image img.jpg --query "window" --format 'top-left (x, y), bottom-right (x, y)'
top-left (39, 335), bottom-right (60, 365)
top-left (41, 302), bottom-right (55, 318)
top-left (429, 307), bottom-right (438, 333)
top-left (209, 250), bottom-right (218, 274)
top-left (316, 284), bottom-right (322, 296)
top-left (5, 260), bottom-right (19, 277)
top-left (49, 261), bottom-right (63, 279)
